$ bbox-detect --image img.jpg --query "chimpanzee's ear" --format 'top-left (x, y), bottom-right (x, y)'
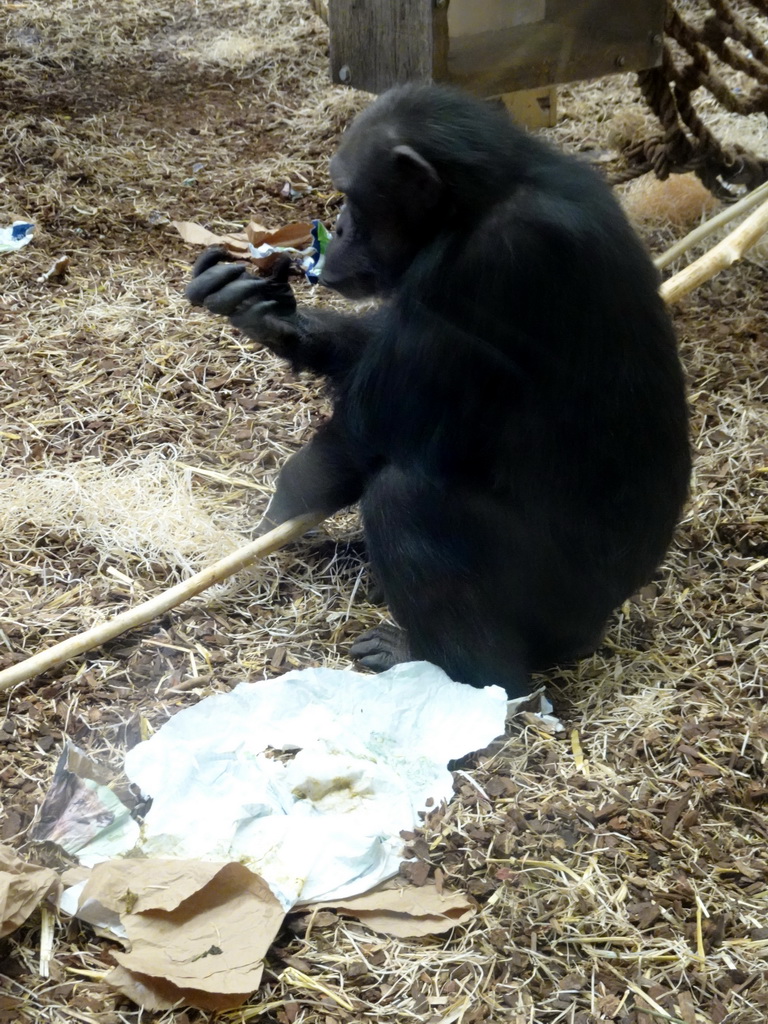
top-left (392, 144), bottom-right (442, 212)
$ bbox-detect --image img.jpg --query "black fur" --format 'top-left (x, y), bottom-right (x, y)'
top-left (186, 84), bottom-right (690, 697)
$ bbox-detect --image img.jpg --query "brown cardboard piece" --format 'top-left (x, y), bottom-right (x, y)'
top-left (79, 859), bottom-right (284, 1011)
top-left (0, 843), bottom-right (61, 938)
top-left (173, 219), bottom-right (314, 270)
top-left (318, 880), bottom-right (475, 938)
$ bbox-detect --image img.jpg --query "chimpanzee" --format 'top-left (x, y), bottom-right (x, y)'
top-left (186, 84), bottom-right (690, 698)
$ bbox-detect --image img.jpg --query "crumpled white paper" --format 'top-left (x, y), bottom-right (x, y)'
top-left (79, 662), bottom-right (506, 910)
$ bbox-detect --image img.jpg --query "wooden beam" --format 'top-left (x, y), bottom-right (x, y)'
top-left (329, 0), bottom-right (438, 94)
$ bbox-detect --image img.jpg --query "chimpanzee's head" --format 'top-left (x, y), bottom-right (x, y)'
top-left (320, 90), bottom-right (448, 299)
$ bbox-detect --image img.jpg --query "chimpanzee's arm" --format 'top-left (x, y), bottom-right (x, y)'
top-left (289, 306), bottom-right (379, 378)
top-left (255, 415), bottom-right (368, 534)
top-left (186, 248), bottom-right (378, 380)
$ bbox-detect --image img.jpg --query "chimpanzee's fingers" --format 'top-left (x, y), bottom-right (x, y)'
top-left (351, 648), bottom-right (397, 673)
top-left (191, 245), bottom-right (233, 279)
top-left (270, 254), bottom-right (293, 285)
top-left (202, 277), bottom-right (284, 317)
top-left (186, 263), bottom-right (248, 306)
top-left (229, 301), bottom-right (283, 331)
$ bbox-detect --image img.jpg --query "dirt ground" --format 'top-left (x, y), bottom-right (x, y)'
top-left (1, 1), bottom-right (768, 1022)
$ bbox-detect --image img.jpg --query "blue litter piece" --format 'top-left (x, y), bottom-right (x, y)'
top-left (302, 220), bottom-right (332, 284)
top-left (0, 221), bottom-right (34, 253)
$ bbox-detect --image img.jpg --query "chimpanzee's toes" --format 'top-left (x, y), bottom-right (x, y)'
top-left (350, 623), bottom-right (411, 672)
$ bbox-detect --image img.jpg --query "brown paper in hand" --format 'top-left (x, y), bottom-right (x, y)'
top-left (80, 859), bottom-right (284, 1011)
top-left (317, 881), bottom-right (475, 938)
top-left (172, 221), bottom-right (253, 257)
top-left (0, 843), bottom-right (61, 938)
top-left (173, 219), bottom-right (313, 270)
top-left (245, 221), bottom-right (313, 250)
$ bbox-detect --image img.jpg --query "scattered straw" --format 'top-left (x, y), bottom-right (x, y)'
top-left (0, 452), bottom-right (249, 577)
top-left (621, 172), bottom-right (721, 232)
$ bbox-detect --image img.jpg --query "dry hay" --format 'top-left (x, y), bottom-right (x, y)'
top-left (0, 453), bottom-right (250, 577)
top-left (620, 174), bottom-right (721, 233)
top-left (1, 2), bottom-right (768, 1023)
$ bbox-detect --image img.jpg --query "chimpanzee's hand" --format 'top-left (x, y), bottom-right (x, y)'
top-left (186, 248), bottom-right (299, 356)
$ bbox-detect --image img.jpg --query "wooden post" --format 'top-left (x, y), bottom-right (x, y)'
top-left (0, 512), bottom-right (325, 694)
top-left (327, 0), bottom-right (664, 97)
top-left (500, 86), bottom-right (558, 129)
top-left (328, 0), bottom-right (443, 94)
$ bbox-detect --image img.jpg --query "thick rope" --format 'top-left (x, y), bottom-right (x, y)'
top-left (610, 1), bottom-right (768, 198)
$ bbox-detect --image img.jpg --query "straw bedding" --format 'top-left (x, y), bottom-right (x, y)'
top-left (1, 2), bottom-right (767, 1021)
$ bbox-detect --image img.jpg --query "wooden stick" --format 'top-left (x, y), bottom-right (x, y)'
top-left (660, 192), bottom-right (768, 305)
top-left (0, 512), bottom-right (325, 694)
top-left (654, 178), bottom-right (768, 271)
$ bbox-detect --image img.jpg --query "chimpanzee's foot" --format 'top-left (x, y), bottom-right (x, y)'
top-left (349, 623), bottom-right (411, 672)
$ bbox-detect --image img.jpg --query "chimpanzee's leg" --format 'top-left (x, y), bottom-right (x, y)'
top-left (352, 467), bottom-right (610, 697)
top-left (349, 467), bottom-right (529, 695)
top-left (256, 416), bottom-right (367, 535)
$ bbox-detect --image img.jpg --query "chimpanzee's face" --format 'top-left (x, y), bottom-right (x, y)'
top-left (319, 138), bottom-right (444, 299)
top-left (320, 200), bottom-right (380, 299)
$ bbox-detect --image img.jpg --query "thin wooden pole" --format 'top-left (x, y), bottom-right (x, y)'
top-left (660, 192), bottom-right (768, 305)
top-left (654, 177), bottom-right (768, 271)
top-left (0, 512), bottom-right (324, 694)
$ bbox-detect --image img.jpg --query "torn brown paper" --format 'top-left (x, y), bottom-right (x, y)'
top-left (80, 859), bottom-right (284, 1010)
top-left (245, 221), bottom-right (313, 249)
top-left (36, 255), bottom-right (70, 283)
top-left (106, 965), bottom-right (253, 1013)
top-left (172, 220), bottom-right (252, 255)
top-left (318, 881), bottom-right (475, 938)
top-left (173, 219), bottom-right (313, 269)
top-left (0, 843), bottom-right (61, 938)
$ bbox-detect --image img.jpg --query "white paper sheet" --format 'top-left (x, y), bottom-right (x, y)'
top-left (116, 661), bottom-right (507, 908)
